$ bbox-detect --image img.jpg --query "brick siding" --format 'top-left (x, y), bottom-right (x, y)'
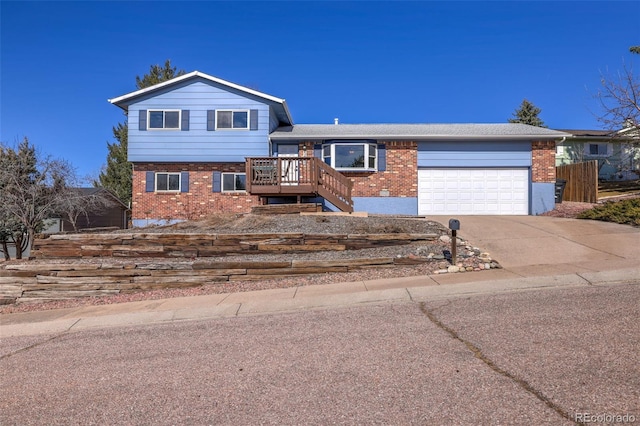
top-left (300, 141), bottom-right (418, 197)
top-left (531, 141), bottom-right (556, 183)
top-left (135, 141), bottom-right (554, 220)
top-left (132, 163), bottom-right (260, 221)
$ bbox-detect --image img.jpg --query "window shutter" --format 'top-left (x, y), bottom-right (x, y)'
top-left (180, 172), bottom-right (189, 192)
top-left (314, 144), bottom-right (322, 158)
top-left (212, 171), bottom-right (221, 192)
top-left (181, 110), bottom-right (189, 131)
top-left (250, 109), bottom-right (259, 131)
top-left (377, 144), bottom-right (386, 171)
top-left (207, 110), bottom-right (215, 131)
top-left (139, 110), bottom-right (147, 131)
top-left (145, 171), bottom-right (155, 192)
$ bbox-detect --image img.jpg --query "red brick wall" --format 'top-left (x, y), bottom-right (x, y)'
top-left (134, 140), bottom-right (551, 220)
top-left (300, 141), bottom-right (418, 197)
top-left (132, 163), bottom-right (260, 221)
top-left (531, 141), bottom-right (556, 183)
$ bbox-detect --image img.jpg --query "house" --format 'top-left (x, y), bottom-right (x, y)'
top-left (46, 188), bottom-right (129, 232)
top-left (555, 129), bottom-right (640, 181)
top-left (108, 71), bottom-right (569, 227)
top-left (3, 188), bottom-right (128, 259)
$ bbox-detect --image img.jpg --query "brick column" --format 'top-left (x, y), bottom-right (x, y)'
top-left (531, 141), bottom-right (556, 182)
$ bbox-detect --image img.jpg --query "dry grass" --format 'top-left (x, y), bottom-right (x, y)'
top-left (598, 179), bottom-right (640, 198)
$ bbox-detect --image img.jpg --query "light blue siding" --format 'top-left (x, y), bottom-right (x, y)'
top-left (352, 197), bottom-right (418, 215)
top-left (531, 182), bottom-right (555, 215)
top-left (269, 109), bottom-right (281, 133)
top-left (128, 80), bottom-right (272, 162)
top-left (418, 141), bottom-right (531, 168)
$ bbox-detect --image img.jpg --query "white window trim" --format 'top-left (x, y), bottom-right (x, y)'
top-left (221, 172), bottom-right (247, 192)
top-left (323, 142), bottom-right (378, 171)
top-left (155, 172), bottom-right (181, 192)
top-left (148, 110), bottom-right (182, 131)
top-left (215, 109), bottom-right (250, 130)
top-left (585, 143), bottom-right (612, 157)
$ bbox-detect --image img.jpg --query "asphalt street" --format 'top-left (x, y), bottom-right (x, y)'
top-left (1, 280), bottom-right (638, 425)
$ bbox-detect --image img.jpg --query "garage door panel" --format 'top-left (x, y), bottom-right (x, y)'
top-left (418, 168), bottom-right (529, 215)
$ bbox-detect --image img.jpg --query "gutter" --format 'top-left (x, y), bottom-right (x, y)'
top-left (269, 133), bottom-right (572, 141)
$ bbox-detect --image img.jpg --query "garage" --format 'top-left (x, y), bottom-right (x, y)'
top-left (418, 168), bottom-right (529, 215)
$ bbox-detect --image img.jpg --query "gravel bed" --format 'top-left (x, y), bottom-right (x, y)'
top-left (539, 201), bottom-right (597, 218)
top-left (540, 194), bottom-right (640, 218)
top-left (117, 213), bottom-right (445, 235)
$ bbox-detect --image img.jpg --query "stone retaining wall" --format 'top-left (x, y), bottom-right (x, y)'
top-left (0, 256), bottom-right (430, 304)
top-left (31, 232), bottom-right (438, 259)
top-left (0, 232), bottom-right (440, 304)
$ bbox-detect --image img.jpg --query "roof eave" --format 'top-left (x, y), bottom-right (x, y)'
top-left (281, 100), bottom-right (294, 126)
top-left (270, 133), bottom-right (570, 141)
top-left (108, 71), bottom-right (287, 110)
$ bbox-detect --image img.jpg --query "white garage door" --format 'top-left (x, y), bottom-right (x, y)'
top-left (418, 168), bottom-right (529, 215)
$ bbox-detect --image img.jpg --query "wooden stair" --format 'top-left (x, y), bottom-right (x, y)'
top-left (246, 157), bottom-right (354, 212)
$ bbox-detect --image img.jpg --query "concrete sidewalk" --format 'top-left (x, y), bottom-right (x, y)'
top-left (2, 216), bottom-right (639, 337)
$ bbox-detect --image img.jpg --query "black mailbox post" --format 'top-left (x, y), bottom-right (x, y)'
top-left (448, 219), bottom-right (460, 264)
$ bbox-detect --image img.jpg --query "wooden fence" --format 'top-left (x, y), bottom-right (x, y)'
top-left (556, 160), bottom-right (599, 203)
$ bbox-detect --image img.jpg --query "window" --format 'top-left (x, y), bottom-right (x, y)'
top-left (216, 110), bottom-right (249, 130)
top-left (586, 143), bottom-right (611, 157)
top-left (156, 172), bottom-right (181, 191)
top-left (222, 173), bottom-right (246, 192)
top-left (322, 142), bottom-right (377, 171)
top-left (556, 145), bottom-right (564, 156)
top-left (148, 110), bottom-right (180, 130)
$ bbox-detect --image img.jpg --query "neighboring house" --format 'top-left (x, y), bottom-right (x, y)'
top-left (47, 188), bottom-right (130, 232)
top-left (555, 129), bottom-right (640, 181)
top-left (4, 188), bottom-right (128, 259)
top-left (109, 71), bottom-right (569, 226)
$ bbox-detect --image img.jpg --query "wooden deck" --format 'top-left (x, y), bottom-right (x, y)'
top-left (245, 157), bottom-right (354, 212)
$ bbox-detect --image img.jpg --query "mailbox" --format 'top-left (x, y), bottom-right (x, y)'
top-left (448, 219), bottom-right (460, 231)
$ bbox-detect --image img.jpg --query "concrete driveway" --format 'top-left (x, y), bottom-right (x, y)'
top-left (429, 216), bottom-right (640, 278)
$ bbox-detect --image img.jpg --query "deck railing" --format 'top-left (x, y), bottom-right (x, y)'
top-left (246, 157), bottom-right (354, 212)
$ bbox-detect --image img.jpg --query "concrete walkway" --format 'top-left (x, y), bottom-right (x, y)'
top-left (2, 216), bottom-right (639, 337)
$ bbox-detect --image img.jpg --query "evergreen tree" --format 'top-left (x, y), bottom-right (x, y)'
top-left (97, 60), bottom-right (186, 205)
top-left (96, 123), bottom-right (131, 205)
top-left (508, 99), bottom-right (547, 127)
top-left (135, 59), bottom-right (186, 89)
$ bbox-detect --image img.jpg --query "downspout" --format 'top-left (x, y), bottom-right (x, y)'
top-left (557, 137), bottom-right (566, 165)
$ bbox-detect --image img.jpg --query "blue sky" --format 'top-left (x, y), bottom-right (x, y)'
top-left (1, 1), bottom-right (638, 180)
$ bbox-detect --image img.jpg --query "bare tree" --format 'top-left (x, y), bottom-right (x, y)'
top-left (595, 60), bottom-right (640, 134)
top-left (0, 212), bottom-right (27, 260)
top-left (0, 138), bottom-right (75, 258)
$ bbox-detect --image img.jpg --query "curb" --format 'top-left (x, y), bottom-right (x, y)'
top-left (2, 267), bottom-right (638, 338)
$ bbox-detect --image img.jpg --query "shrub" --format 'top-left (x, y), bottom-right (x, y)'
top-left (577, 198), bottom-right (640, 226)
